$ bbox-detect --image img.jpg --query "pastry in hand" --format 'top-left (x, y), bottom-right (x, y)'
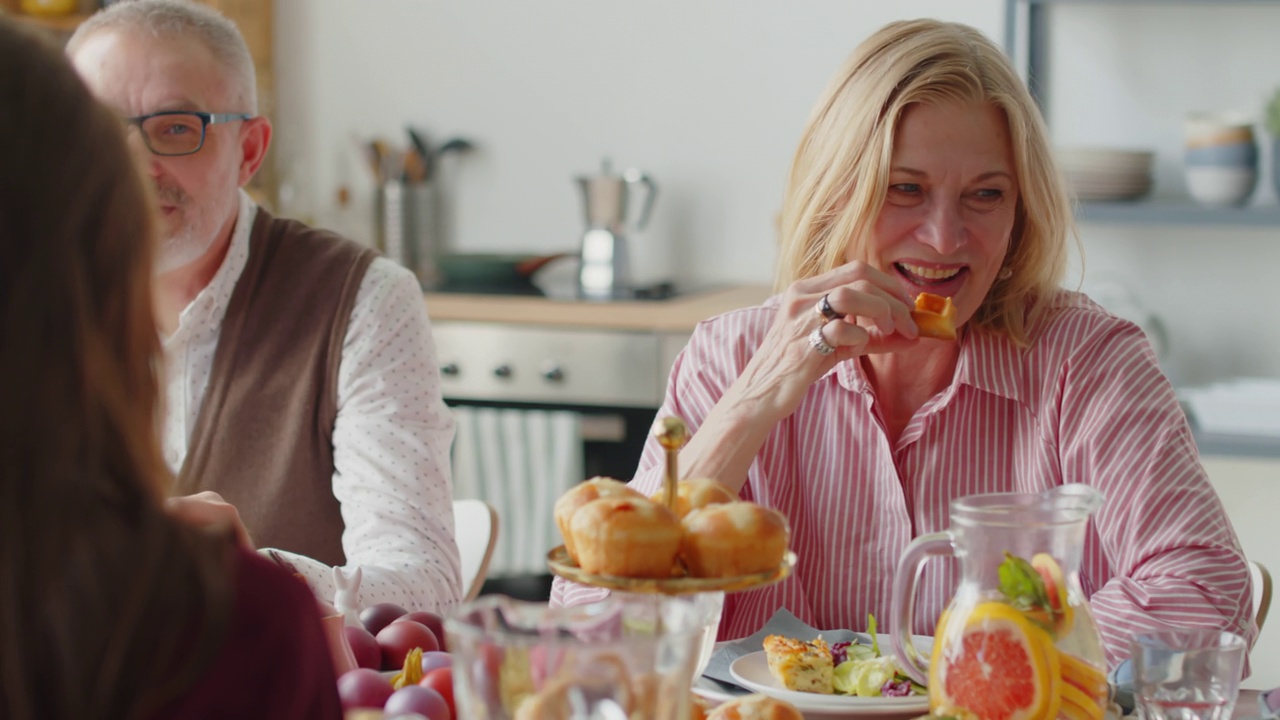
top-left (707, 693), bottom-right (805, 720)
top-left (762, 634), bottom-right (835, 695)
top-left (554, 476), bottom-right (641, 560)
top-left (911, 292), bottom-right (957, 341)
top-left (569, 496), bottom-right (682, 577)
top-left (679, 501), bottom-right (789, 577)
top-left (649, 477), bottom-right (736, 519)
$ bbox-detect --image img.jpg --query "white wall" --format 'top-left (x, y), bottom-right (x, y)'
top-left (271, 0), bottom-right (1003, 288)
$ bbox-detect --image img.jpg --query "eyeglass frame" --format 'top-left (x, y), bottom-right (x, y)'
top-left (123, 110), bottom-right (254, 157)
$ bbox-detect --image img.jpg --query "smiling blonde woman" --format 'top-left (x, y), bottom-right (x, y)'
top-left (553, 18), bottom-right (1254, 671)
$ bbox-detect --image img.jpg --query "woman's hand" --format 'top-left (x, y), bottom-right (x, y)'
top-left (165, 490), bottom-right (255, 550)
top-left (730, 261), bottom-right (920, 423)
top-left (669, 261), bottom-right (921, 494)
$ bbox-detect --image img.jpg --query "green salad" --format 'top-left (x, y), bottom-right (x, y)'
top-left (828, 615), bottom-right (927, 697)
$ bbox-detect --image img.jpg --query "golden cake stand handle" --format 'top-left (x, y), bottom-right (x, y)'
top-left (653, 416), bottom-right (688, 512)
top-left (546, 415), bottom-right (795, 596)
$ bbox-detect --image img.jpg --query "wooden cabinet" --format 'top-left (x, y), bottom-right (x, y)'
top-left (0, 0), bottom-right (276, 202)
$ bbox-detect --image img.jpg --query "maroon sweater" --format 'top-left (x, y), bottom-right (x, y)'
top-left (153, 548), bottom-right (342, 719)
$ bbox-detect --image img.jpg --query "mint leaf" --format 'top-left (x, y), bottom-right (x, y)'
top-left (998, 551), bottom-right (1050, 612)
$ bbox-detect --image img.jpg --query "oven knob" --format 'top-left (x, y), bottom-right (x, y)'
top-left (440, 362), bottom-right (459, 377)
top-left (542, 364), bottom-right (565, 383)
top-left (493, 364), bottom-right (513, 379)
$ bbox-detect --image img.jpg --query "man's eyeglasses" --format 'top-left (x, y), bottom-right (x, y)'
top-left (124, 111), bottom-right (252, 157)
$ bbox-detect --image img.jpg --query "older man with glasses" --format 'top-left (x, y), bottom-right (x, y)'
top-left (67, 0), bottom-right (463, 615)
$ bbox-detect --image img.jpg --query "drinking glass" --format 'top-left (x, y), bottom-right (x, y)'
top-left (1132, 629), bottom-right (1247, 720)
top-left (445, 593), bottom-right (715, 719)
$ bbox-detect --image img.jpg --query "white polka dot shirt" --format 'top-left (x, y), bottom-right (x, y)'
top-left (163, 191), bottom-right (463, 614)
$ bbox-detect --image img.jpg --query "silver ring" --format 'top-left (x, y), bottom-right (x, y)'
top-left (807, 327), bottom-right (835, 356)
top-left (815, 293), bottom-right (840, 321)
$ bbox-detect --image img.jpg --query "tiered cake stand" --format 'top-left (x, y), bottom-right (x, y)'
top-left (547, 417), bottom-right (797, 595)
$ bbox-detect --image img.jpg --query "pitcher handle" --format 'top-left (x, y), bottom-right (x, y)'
top-left (890, 531), bottom-right (955, 686)
top-left (623, 168), bottom-right (658, 230)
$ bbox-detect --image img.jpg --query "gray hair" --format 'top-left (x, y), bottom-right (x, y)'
top-left (67, 0), bottom-right (257, 114)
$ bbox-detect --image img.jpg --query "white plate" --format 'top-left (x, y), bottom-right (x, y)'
top-left (729, 650), bottom-right (931, 715)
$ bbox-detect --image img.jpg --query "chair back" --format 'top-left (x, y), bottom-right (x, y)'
top-left (1251, 560), bottom-right (1273, 632)
top-left (453, 499), bottom-right (499, 601)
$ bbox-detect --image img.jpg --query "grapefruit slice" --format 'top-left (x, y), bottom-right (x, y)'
top-left (1031, 553), bottom-right (1074, 635)
top-left (1060, 679), bottom-right (1105, 720)
top-left (1059, 650), bottom-right (1108, 704)
top-left (930, 601), bottom-right (1061, 720)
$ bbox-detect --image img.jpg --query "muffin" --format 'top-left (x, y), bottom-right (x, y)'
top-left (554, 476), bottom-right (641, 560)
top-left (707, 693), bottom-right (804, 720)
top-left (649, 477), bottom-right (737, 519)
top-left (680, 502), bottom-right (790, 577)
top-left (569, 496), bottom-right (682, 577)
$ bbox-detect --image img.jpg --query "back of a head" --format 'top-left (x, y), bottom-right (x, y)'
top-left (775, 19), bottom-right (1073, 345)
top-left (0, 18), bottom-right (232, 719)
top-left (67, 0), bottom-right (258, 113)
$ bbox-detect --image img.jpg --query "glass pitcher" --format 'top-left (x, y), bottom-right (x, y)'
top-left (890, 484), bottom-right (1107, 720)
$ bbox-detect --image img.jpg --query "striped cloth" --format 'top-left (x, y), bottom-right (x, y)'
top-left (552, 290), bottom-right (1255, 670)
top-left (452, 405), bottom-right (581, 576)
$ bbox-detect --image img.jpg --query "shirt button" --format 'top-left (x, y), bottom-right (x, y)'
top-left (165, 449), bottom-right (180, 467)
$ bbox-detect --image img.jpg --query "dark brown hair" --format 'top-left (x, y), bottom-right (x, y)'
top-left (0, 18), bottom-right (232, 720)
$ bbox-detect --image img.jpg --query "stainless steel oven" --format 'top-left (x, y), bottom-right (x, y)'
top-left (433, 320), bottom-right (689, 597)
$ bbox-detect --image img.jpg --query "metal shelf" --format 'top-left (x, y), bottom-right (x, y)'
top-left (1006, 0), bottom-right (1280, 227)
top-left (1023, 0), bottom-right (1277, 4)
top-left (1077, 198), bottom-right (1280, 226)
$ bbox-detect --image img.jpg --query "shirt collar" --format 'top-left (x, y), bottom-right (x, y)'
top-left (832, 325), bottom-right (1028, 407)
top-left (168, 190), bottom-right (258, 341)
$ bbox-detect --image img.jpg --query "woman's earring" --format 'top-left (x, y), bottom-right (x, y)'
top-left (997, 267), bottom-right (1013, 281)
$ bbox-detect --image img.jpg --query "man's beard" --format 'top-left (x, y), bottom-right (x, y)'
top-left (154, 179), bottom-right (230, 274)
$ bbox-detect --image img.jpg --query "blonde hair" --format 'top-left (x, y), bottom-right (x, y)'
top-left (67, 0), bottom-right (257, 114)
top-left (775, 19), bottom-right (1076, 346)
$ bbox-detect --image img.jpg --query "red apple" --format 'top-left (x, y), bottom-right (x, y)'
top-left (336, 668), bottom-right (393, 710)
top-left (376, 619), bottom-right (439, 670)
top-left (359, 602), bottom-right (407, 636)
top-left (395, 611), bottom-right (447, 651)
top-left (343, 625), bottom-right (381, 670)
top-left (419, 666), bottom-right (455, 717)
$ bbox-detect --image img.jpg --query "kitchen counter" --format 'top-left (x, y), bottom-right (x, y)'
top-left (423, 284), bottom-right (773, 332)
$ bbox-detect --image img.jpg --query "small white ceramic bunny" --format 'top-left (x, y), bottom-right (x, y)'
top-left (332, 566), bottom-right (363, 627)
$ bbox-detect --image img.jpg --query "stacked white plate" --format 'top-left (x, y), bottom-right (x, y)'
top-left (1057, 147), bottom-right (1155, 201)
top-left (1179, 378), bottom-right (1280, 438)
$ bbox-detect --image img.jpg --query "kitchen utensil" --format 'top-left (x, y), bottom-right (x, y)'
top-left (890, 484), bottom-right (1108, 719)
top-left (436, 252), bottom-right (570, 294)
top-left (576, 159), bottom-right (657, 301)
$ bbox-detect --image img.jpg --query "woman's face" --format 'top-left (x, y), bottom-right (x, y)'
top-left (854, 99), bottom-right (1019, 329)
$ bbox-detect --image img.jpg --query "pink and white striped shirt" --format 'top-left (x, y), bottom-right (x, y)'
top-left (552, 290), bottom-right (1254, 668)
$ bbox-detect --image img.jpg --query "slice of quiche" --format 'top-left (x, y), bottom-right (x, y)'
top-left (762, 634), bottom-right (834, 694)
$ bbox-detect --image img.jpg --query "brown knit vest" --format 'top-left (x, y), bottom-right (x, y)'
top-left (176, 208), bottom-right (377, 566)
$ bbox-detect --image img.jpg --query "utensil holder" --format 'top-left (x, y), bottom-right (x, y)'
top-left (405, 180), bottom-right (442, 289)
top-left (375, 180), bottom-right (407, 269)
top-left (376, 180), bottom-right (442, 288)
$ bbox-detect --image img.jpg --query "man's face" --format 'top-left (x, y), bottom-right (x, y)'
top-left (70, 29), bottom-right (247, 274)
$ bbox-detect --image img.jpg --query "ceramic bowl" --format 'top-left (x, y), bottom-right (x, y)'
top-left (1185, 165), bottom-right (1257, 206)
top-left (1184, 141), bottom-right (1258, 167)
top-left (1185, 112), bottom-right (1256, 150)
